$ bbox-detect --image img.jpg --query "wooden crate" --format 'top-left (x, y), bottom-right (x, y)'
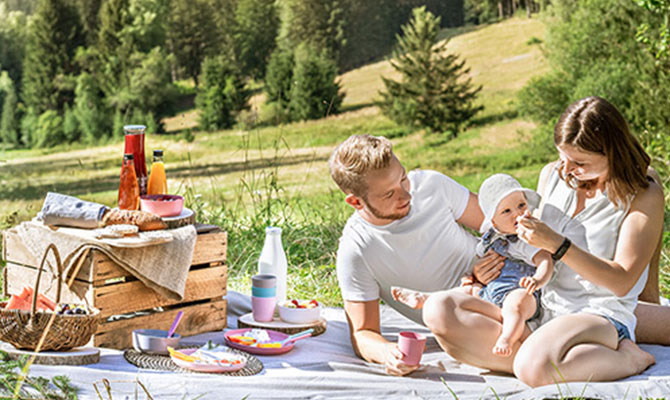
top-left (2, 227), bottom-right (228, 350)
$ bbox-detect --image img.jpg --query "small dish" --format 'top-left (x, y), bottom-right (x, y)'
top-left (224, 328), bottom-right (296, 355)
top-left (278, 300), bottom-right (321, 324)
top-left (169, 348), bottom-right (247, 373)
top-left (132, 329), bottom-right (181, 355)
top-left (140, 194), bottom-right (184, 217)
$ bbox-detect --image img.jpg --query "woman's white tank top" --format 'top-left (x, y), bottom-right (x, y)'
top-left (538, 166), bottom-right (647, 340)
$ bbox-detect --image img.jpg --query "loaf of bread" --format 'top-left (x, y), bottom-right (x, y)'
top-left (101, 209), bottom-right (167, 231)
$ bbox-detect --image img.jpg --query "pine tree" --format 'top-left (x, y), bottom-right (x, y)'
top-left (196, 55), bottom-right (250, 130)
top-left (380, 7), bottom-right (482, 138)
top-left (233, 0), bottom-right (280, 80)
top-left (21, 0), bottom-right (84, 115)
top-left (0, 75), bottom-right (20, 146)
top-left (168, 0), bottom-right (218, 87)
top-left (288, 43), bottom-right (344, 121)
top-left (279, 0), bottom-right (346, 60)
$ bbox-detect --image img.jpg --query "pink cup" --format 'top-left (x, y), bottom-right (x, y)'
top-left (252, 296), bottom-right (276, 322)
top-left (397, 331), bottom-right (426, 365)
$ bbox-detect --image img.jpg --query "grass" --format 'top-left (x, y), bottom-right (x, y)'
top-left (1, 16), bottom-right (668, 308)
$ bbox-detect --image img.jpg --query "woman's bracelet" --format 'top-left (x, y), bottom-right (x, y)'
top-left (552, 237), bottom-right (572, 261)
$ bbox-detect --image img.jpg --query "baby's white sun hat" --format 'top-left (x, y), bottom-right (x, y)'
top-left (478, 173), bottom-right (541, 233)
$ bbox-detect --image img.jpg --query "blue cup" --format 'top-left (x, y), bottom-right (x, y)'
top-left (252, 286), bottom-right (277, 298)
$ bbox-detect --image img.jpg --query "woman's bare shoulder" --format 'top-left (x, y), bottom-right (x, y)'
top-left (631, 176), bottom-right (664, 215)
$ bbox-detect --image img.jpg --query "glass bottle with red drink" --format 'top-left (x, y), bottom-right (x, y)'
top-left (123, 125), bottom-right (148, 195)
top-left (118, 154), bottom-right (140, 210)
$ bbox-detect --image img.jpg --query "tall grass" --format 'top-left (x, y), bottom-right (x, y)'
top-left (179, 129), bottom-right (350, 306)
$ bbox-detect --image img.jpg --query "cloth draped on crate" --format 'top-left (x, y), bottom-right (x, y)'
top-left (14, 221), bottom-right (196, 301)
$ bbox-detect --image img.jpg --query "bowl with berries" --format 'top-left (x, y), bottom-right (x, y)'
top-left (278, 299), bottom-right (321, 324)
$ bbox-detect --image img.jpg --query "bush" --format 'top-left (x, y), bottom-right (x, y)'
top-left (196, 55), bottom-right (250, 131)
top-left (287, 43), bottom-right (343, 121)
top-left (32, 110), bottom-right (65, 148)
top-left (517, 72), bottom-right (570, 123)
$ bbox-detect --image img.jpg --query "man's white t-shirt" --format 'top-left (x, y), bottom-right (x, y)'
top-left (336, 170), bottom-right (478, 324)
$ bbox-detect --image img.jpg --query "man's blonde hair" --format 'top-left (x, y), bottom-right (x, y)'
top-left (329, 134), bottom-right (394, 198)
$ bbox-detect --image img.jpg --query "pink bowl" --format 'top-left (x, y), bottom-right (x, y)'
top-left (140, 194), bottom-right (184, 217)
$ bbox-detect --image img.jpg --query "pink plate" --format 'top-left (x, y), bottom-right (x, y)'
top-left (170, 348), bottom-right (247, 373)
top-left (224, 328), bottom-right (295, 355)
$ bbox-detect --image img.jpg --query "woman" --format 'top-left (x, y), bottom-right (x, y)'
top-left (421, 96), bottom-right (663, 386)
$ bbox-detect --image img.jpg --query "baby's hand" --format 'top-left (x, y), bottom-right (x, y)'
top-left (519, 276), bottom-right (538, 295)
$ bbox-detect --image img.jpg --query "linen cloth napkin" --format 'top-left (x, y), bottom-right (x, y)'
top-left (37, 192), bottom-right (109, 229)
top-left (15, 220), bottom-right (196, 301)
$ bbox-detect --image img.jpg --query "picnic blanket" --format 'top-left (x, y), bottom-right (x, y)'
top-left (15, 221), bottom-right (196, 301)
top-left (22, 291), bottom-right (670, 399)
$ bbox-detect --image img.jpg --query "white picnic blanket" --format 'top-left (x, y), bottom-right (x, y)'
top-left (22, 292), bottom-right (670, 399)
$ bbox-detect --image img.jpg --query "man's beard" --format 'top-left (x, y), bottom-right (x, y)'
top-left (366, 201), bottom-right (410, 221)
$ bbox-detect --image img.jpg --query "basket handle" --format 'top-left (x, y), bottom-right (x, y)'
top-left (31, 243), bottom-right (63, 318)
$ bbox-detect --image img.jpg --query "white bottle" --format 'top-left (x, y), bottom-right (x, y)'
top-left (258, 226), bottom-right (288, 305)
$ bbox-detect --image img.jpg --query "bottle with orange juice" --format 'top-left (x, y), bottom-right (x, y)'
top-left (147, 149), bottom-right (168, 195)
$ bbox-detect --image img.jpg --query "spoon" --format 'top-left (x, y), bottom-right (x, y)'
top-left (167, 311), bottom-right (184, 338)
top-left (274, 328), bottom-right (314, 347)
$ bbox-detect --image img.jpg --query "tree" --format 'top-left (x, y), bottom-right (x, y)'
top-left (265, 47), bottom-right (295, 107)
top-left (0, 73), bottom-right (20, 146)
top-left (21, 0), bottom-right (84, 115)
top-left (278, 0), bottom-right (346, 60)
top-left (167, 0), bottom-right (218, 86)
top-left (233, 0), bottom-right (280, 80)
top-left (380, 7), bottom-right (482, 137)
top-left (73, 0), bottom-right (103, 46)
top-left (0, 4), bottom-right (28, 89)
top-left (196, 55), bottom-right (250, 130)
top-left (288, 43), bottom-right (344, 121)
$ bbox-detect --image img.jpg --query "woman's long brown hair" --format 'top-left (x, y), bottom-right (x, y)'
top-left (554, 96), bottom-right (650, 207)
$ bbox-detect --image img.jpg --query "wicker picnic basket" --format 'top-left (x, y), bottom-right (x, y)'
top-left (0, 243), bottom-right (101, 351)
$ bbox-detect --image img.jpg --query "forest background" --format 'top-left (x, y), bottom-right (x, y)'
top-left (0, 0), bottom-right (668, 305)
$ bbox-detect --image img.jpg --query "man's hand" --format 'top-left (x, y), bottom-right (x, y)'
top-left (473, 250), bottom-right (505, 284)
top-left (383, 342), bottom-right (420, 376)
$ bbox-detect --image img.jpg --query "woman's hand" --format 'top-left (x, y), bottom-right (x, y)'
top-left (472, 250), bottom-right (505, 284)
top-left (516, 211), bottom-right (564, 253)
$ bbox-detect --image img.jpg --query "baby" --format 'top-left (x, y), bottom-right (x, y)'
top-left (392, 173), bottom-right (554, 357)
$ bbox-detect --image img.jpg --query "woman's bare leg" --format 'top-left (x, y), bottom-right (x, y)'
top-left (494, 289), bottom-right (536, 357)
top-left (635, 301), bottom-right (670, 344)
top-left (514, 313), bottom-right (656, 387)
top-left (422, 287), bottom-right (530, 373)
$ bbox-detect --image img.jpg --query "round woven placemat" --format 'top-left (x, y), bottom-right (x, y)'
top-left (123, 347), bottom-right (263, 376)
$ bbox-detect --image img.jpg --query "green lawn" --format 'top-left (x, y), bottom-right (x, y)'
top-left (1, 17), bottom-right (668, 305)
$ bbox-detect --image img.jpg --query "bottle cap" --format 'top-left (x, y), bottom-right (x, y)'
top-left (265, 226), bottom-right (282, 235)
top-left (153, 149), bottom-right (164, 157)
top-left (123, 153), bottom-right (135, 160)
top-left (123, 125), bottom-right (146, 134)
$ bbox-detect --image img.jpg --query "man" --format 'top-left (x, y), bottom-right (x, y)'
top-left (329, 134), bottom-right (668, 376)
top-left (329, 134), bottom-right (502, 375)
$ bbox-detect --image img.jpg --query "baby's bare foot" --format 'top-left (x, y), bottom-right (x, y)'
top-left (619, 339), bottom-right (655, 374)
top-left (492, 337), bottom-right (513, 357)
top-left (391, 286), bottom-right (429, 309)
